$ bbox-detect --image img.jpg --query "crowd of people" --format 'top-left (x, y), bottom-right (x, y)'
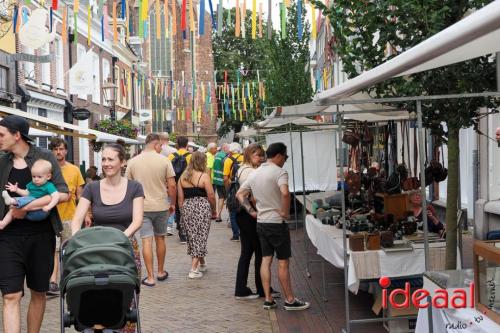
top-left (0, 115), bottom-right (309, 333)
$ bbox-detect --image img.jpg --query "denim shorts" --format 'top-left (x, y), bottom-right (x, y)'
top-left (140, 211), bottom-right (169, 238)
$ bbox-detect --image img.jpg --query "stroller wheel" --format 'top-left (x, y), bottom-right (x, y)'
top-left (63, 312), bottom-right (74, 327)
top-left (126, 309), bottom-right (138, 323)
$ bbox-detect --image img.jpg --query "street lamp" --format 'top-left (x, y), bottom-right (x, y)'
top-left (102, 77), bottom-right (118, 121)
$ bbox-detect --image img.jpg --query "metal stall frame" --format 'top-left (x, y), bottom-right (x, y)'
top-left (268, 90), bottom-right (500, 333)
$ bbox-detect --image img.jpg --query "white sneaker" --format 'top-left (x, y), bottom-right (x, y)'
top-left (166, 227), bottom-right (173, 236)
top-left (2, 191), bottom-right (15, 206)
top-left (188, 270), bottom-right (203, 279)
top-left (198, 264), bottom-right (207, 272)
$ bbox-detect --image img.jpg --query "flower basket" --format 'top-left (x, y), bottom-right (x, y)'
top-left (91, 119), bottom-right (139, 153)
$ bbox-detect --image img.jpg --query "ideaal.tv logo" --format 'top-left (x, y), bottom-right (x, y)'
top-left (379, 276), bottom-right (475, 309)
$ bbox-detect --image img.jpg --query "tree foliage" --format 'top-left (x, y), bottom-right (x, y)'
top-left (212, 1), bottom-right (312, 136)
top-left (311, 0), bottom-right (498, 268)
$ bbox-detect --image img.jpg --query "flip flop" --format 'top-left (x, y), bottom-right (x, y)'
top-left (141, 277), bottom-right (155, 287)
top-left (157, 271), bottom-right (169, 281)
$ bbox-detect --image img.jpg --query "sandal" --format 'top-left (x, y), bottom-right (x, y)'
top-left (141, 277), bottom-right (155, 287)
top-left (157, 271), bottom-right (169, 281)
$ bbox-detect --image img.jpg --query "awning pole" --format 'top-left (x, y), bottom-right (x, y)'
top-left (299, 129), bottom-right (306, 232)
top-left (338, 111), bottom-right (350, 333)
top-left (289, 123), bottom-right (299, 228)
top-left (417, 100), bottom-right (434, 333)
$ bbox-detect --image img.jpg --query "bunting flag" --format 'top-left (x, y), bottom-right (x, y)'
top-left (181, 0), bottom-right (187, 31)
top-left (73, 10), bottom-right (77, 42)
top-left (208, 0), bottom-right (216, 30)
top-left (12, 6), bottom-right (18, 34)
top-left (50, 8), bottom-right (53, 33)
top-left (142, 0), bottom-right (149, 20)
top-left (267, 0), bottom-right (272, 39)
top-left (171, 0), bottom-right (177, 37)
top-left (199, 0), bottom-right (205, 35)
top-left (285, 0), bottom-right (290, 7)
top-left (241, 0), bottom-right (246, 38)
top-left (101, 13), bottom-right (105, 41)
top-left (156, 0), bottom-right (161, 39)
top-left (62, 5), bottom-right (67, 43)
top-left (251, 0), bottom-right (256, 39)
top-left (217, 0), bottom-right (222, 36)
top-left (138, 0), bottom-right (143, 37)
top-left (297, 0), bottom-right (302, 41)
top-left (74, 0), bottom-right (79, 12)
top-left (311, 4), bottom-right (316, 40)
top-left (122, 0), bottom-right (126, 19)
top-left (164, 0), bottom-right (169, 37)
top-left (87, 4), bottom-right (91, 46)
top-left (103, 6), bottom-right (110, 40)
top-left (226, 0), bottom-right (231, 27)
top-left (258, 2), bottom-right (263, 38)
top-left (52, 0), bottom-right (58, 10)
top-left (113, 1), bottom-right (118, 43)
top-left (189, 0), bottom-right (195, 32)
top-left (126, 2), bottom-right (130, 41)
top-left (280, 2), bottom-right (286, 39)
top-left (235, 0), bottom-right (240, 37)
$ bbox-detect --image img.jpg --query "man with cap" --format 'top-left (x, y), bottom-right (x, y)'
top-left (0, 115), bottom-right (69, 333)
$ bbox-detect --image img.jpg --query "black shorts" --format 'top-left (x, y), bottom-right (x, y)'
top-left (214, 184), bottom-right (227, 199)
top-left (256, 222), bottom-right (291, 260)
top-left (0, 232), bottom-right (55, 295)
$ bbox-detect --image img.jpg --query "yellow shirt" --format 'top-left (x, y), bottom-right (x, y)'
top-left (56, 162), bottom-right (85, 222)
top-left (168, 148), bottom-right (192, 164)
top-left (223, 153), bottom-right (244, 177)
top-left (206, 151), bottom-right (215, 181)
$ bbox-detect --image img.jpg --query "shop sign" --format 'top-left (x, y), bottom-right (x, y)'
top-left (72, 108), bottom-right (91, 121)
top-left (9, 53), bottom-right (54, 63)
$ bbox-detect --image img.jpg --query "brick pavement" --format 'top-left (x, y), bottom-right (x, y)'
top-left (0, 219), bottom-right (275, 333)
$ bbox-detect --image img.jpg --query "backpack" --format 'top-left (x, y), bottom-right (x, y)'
top-left (172, 152), bottom-right (191, 182)
top-left (226, 156), bottom-right (244, 212)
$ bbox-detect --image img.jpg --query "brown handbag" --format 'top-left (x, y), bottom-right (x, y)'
top-left (380, 231), bottom-right (394, 248)
top-left (342, 131), bottom-right (360, 146)
top-left (361, 121), bottom-right (374, 145)
top-left (366, 231), bottom-right (381, 250)
top-left (345, 171), bottom-right (361, 194)
top-left (349, 233), bottom-right (365, 252)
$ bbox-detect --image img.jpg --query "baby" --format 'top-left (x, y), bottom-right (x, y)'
top-left (0, 159), bottom-right (61, 230)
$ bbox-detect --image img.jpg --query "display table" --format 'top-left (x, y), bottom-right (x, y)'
top-left (305, 214), bottom-right (449, 293)
top-left (296, 190), bottom-right (340, 213)
top-left (416, 269), bottom-right (500, 332)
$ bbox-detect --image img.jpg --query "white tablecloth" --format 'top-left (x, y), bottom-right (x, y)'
top-left (305, 214), bottom-right (448, 293)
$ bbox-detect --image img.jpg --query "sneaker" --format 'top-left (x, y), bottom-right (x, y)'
top-left (236, 293), bottom-right (260, 300)
top-left (230, 236), bottom-right (240, 242)
top-left (179, 235), bottom-right (187, 244)
top-left (198, 264), bottom-right (207, 272)
top-left (166, 227), bottom-right (173, 236)
top-left (263, 300), bottom-right (277, 310)
top-left (46, 282), bottom-right (60, 296)
top-left (188, 270), bottom-right (203, 279)
top-left (271, 290), bottom-right (282, 299)
top-left (284, 298), bottom-right (310, 311)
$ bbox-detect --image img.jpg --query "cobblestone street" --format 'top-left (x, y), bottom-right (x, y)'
top-left (1, 219), bottom-right (276, 333)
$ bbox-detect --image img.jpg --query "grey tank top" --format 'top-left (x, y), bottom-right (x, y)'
top-left (81, 179), bottom-right (144, 231)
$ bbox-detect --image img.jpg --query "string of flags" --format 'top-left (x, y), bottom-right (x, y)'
top-left (12, 0), bottom-right (326, 44)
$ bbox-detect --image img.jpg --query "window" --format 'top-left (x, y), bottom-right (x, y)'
top-left (56, 37), bottom-right (65, 91)
top-left (23, 46), bottom-right (35, 84)
top-left (102, 58), bottom-right (110, 106)
top-left (92, 52), bottom-right (100, 103)
top-left (77, 44), bottom-right (87, 100)
top-left (0, 66), bottom-right (7, 91)
top-left (40, 43), bottom-right (51, 89)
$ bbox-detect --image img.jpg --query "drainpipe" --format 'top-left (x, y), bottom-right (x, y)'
top-left (65, 31), bottom-right (75, 163)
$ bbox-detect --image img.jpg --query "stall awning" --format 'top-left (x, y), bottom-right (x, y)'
top-left (315, 0), bottom-right (500, 104)
top-left (0, 105), bottom-right (139, 144)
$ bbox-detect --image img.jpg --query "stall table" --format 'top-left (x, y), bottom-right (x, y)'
top-left (416, 269), bottom-right (500, 332)
top-left (306, 214), bottom-right (449, 293)
top-left (296, 190), bottom-right (340, 213)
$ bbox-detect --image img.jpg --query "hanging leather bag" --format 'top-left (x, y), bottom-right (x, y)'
top-left (342, 131), bottom-right (360, 146)
top-left (361, 121), bottom-right (374, 145)
top-left (433, 144), bottom-right (448, 182)
top-left (403, 122), bottom-right (420, 190)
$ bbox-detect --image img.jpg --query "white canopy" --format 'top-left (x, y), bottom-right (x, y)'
top-left (316, 0), bottom-right (500, 104)
top-left (0, 105), bottom-right (139, 144)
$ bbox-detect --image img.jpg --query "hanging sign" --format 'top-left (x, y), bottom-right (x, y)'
top-left (72, 108), bottom-right (91, 121)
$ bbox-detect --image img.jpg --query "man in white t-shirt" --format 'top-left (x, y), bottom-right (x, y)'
top-left (237, 142), bottom-right (310, 311)
top-left (159, 132), bottom-right (177, 157)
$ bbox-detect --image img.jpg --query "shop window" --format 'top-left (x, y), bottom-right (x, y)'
top-left (102, 58), bottom-right (110, 106)
top-left (23, 46), bottom-right (35, 84)
top-left (0, 66), bottom-right (7, 91)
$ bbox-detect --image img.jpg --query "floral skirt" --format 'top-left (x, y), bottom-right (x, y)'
top-left (181, 197), bottom-right (211, 258)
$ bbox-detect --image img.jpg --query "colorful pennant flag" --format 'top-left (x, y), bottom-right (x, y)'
top-left (251, 0), bottom-right (256, 39)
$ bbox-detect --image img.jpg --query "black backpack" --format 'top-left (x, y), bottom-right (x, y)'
top-left (226, 156), bottom-right (244, 212)
top-left (172, 152), bottom-right (191, 182)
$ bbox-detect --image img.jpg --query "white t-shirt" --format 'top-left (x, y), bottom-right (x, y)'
top-left (237, 164), bottom-right (255, 185)
top-left (240, 162), bottom-right (288, 224)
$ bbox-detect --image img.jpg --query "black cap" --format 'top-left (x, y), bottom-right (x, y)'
top-left (0, 115), bottom-right (33, 143)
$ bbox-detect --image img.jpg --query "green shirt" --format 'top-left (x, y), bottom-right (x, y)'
top-left (213, 151), bottom-right (227, 186)
top-left (26, 181), bottom-right (58, 198)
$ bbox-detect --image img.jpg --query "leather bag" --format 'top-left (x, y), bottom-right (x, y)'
top-left (342, 131), bottom-right (360, 146)
top-left (361, 121), bottom-right (374, 145)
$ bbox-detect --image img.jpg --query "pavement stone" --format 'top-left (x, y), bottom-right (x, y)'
top-left (0, 218), bottom-right (274, 333)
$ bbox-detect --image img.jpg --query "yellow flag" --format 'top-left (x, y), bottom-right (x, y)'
top-left (142, 0), bottom-right (149, 20)
top-left (113, 1), bottom-right (118, 43)
top-left (87, 4), bottom-right (91, 46)
top-left (311, 4), bottom-right (316, 40)
top-left (62, 6), bottom-right (67, 44)
top-left (74, 0), bottom-right (79, 12)
top-left (251, 0), bottom-right (256, 39)
top-left (156, 0), bottom-right (161, 39)
top-left (285, 0), bottom-right (290, 7)
top-left (189, 0), bottom-right (195, 32)
top-left (171, 0), bottom-right (177, 37)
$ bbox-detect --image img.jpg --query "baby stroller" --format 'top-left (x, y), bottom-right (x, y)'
top-left (60, 226), bottom-right (141, 332)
